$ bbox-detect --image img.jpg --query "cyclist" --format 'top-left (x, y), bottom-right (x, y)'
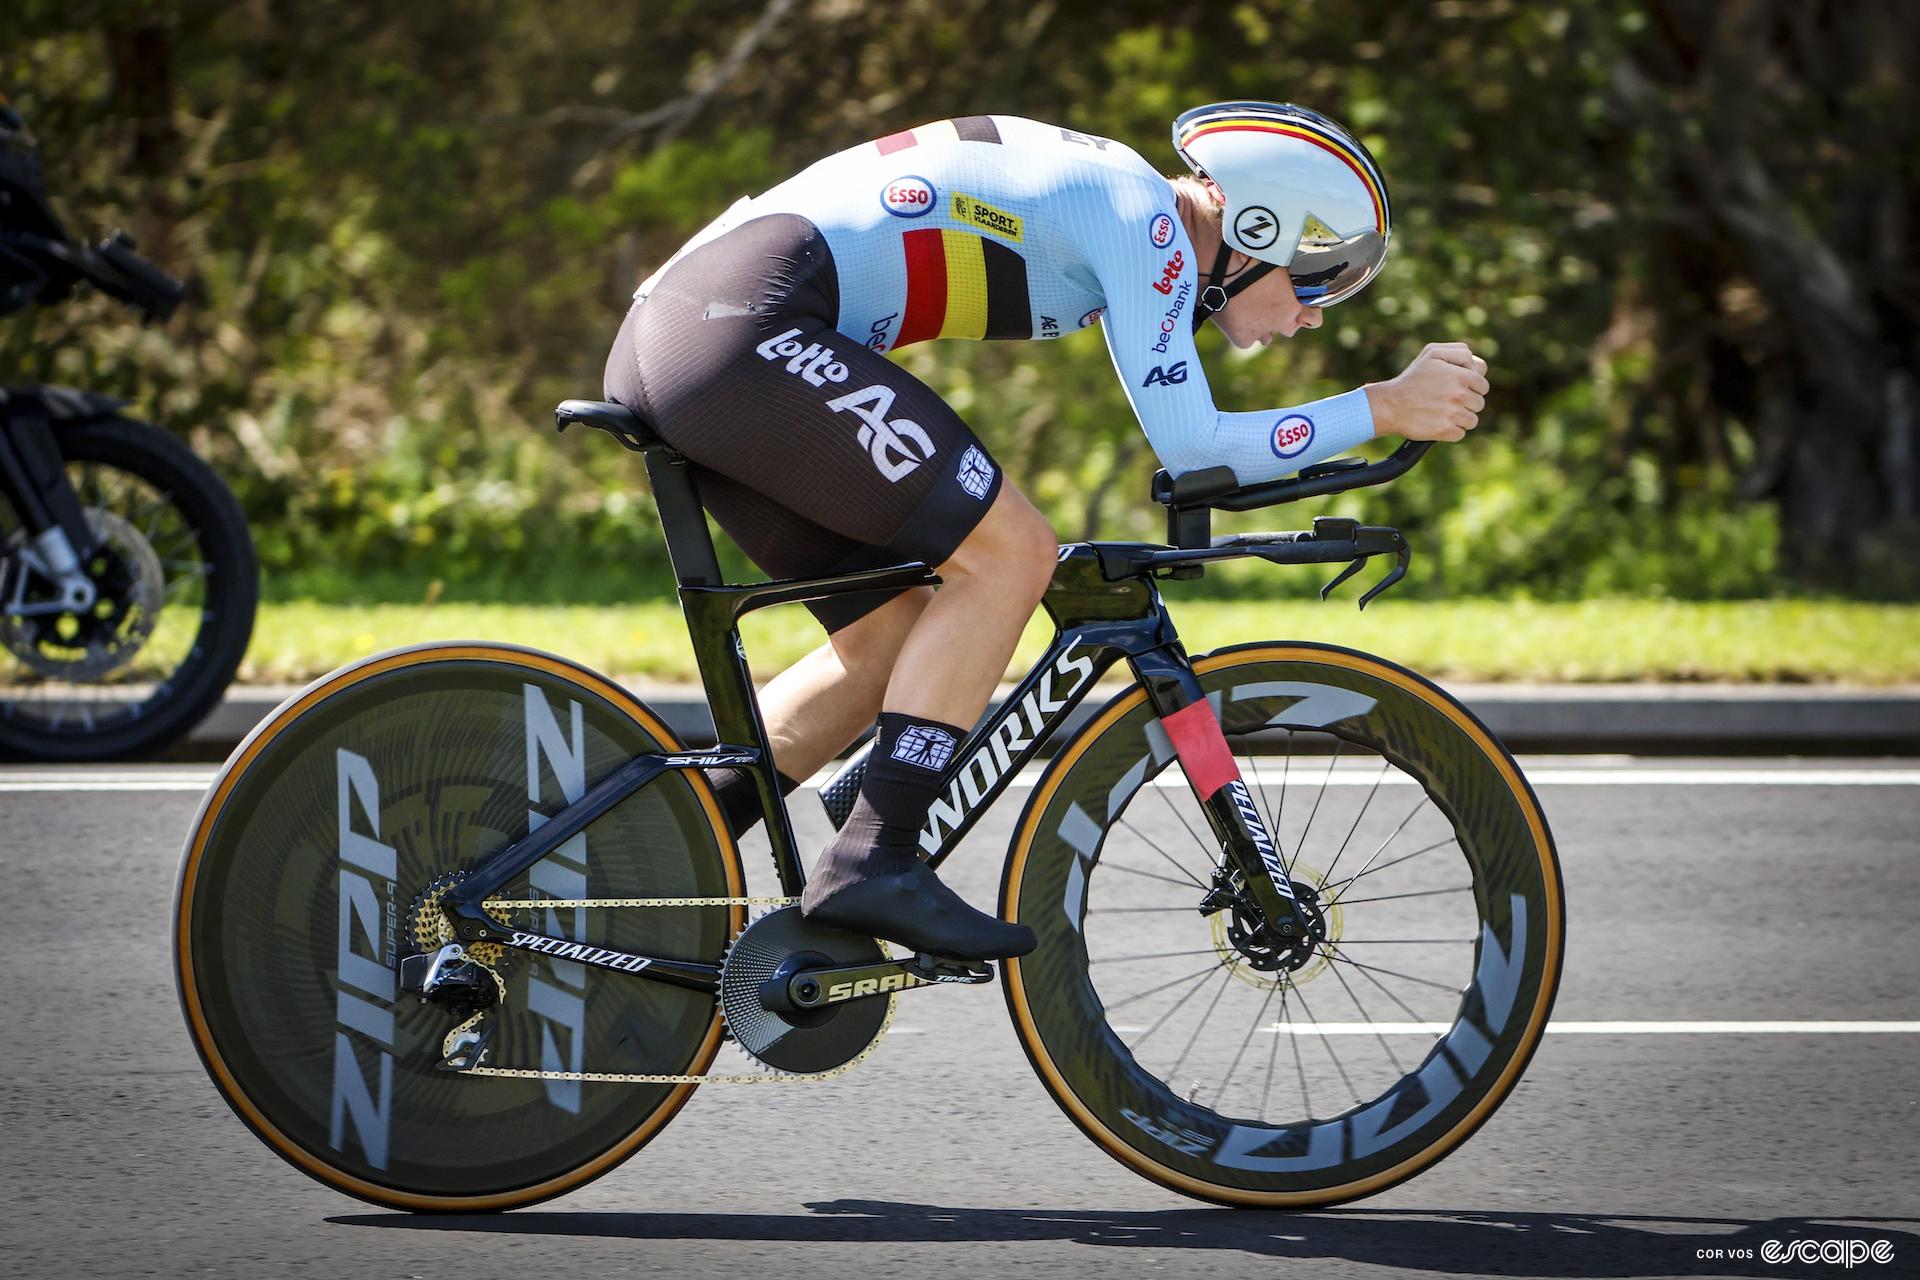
top-left (602, 103), bottom-right (1489, 962)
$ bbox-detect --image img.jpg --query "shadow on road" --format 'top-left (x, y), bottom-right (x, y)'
top-left (336, 1203), bottom-right (1918, 1275)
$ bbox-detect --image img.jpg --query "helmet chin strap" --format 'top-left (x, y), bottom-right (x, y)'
top-left (1190, 239), bottom-right (1277, 335)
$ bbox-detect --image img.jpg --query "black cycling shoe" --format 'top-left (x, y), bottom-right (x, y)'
top-left (801, 861), bottom-right (1037, 960)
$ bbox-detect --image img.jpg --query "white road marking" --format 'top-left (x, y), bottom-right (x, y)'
top-left (2, 766), bottom-right (1917, 794)
top-left (1250, 1020), bottom-right (1920, 1036)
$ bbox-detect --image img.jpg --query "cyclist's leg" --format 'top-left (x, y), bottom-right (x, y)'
top-left (610, 214), bottom-right (1046, 954)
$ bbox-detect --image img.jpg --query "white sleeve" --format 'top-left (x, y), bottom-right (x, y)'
top-left (1093, 217), bottom-right (1376, 485)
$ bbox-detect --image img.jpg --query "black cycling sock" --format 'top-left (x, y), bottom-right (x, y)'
top-left (801, 711), bottom-right (965, 913)
top-left (706, 766), bottom-right (802, 838)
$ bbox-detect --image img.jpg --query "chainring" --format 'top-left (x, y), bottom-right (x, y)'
top-left (718, 905), bottom-right (891, 1074)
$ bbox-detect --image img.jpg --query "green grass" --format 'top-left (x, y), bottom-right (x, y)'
top-left (239, 599), bottom-right (1920, 686)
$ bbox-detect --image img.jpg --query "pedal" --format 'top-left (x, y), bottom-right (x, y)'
top-left (904, 953), bottom-right (996, 985)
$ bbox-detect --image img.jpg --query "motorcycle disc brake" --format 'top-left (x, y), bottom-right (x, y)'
top-left (1, 507), bottom-right (164, 679)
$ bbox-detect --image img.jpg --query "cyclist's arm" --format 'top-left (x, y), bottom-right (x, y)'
top-left (1096, 224), bottom-right (1376, 485)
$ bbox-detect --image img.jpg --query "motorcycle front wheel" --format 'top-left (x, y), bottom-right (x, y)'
top-left (0, 416), bottom-right (257, 760)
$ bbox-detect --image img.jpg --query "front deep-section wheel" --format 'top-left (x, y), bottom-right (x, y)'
top-left (175, 642), bottom-right (745, 1211)
top-left (1002, 642), bottom-right (1563, 1207)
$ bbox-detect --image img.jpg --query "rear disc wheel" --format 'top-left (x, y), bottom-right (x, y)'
top-left (174, 641), bottom-right (744, 1211)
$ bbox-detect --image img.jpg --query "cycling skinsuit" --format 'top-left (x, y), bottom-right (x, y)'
top-left (603, 115), bottom-right (1376, 631)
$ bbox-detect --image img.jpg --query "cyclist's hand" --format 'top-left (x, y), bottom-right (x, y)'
top-left (1365, 342), bottom-right (1490, 442)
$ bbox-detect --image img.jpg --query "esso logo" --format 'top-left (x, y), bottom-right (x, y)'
top-left (880, 176), bottom-right (936, 218)
top-left (1271, 414), bottom-right (1315, 458)
top-left (1078, 307), bottom-right (1106, 328)
top-left (1149, 212), bottom-right (1175, 248)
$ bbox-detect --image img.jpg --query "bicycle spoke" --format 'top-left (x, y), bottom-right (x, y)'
top-left (1333, 884), bottom-right (1473, 907)
top-left (1086, 905), bottom-right (1206, 915)
top-left (1212, 982), bottom-right (1278, 1109)
top-left (1345, 954), bottom-right (1431, 1022)
top-left (1288, 980), bottom-right (1362, 1106)
top-left (1318, 757), bottom-right (1389, 889)
top-left (1328, 952), bottom-right (1464, 993)
top-left (1114, 818), bottom-right (1211, 891)
top-left (1290, 738), bottom-right (1343, 869)
top-left (1096, 859), bottom-right (1208, 892)
top-left (1089, 947), bottom-right (1222, 965)
top-left (1150, 781), bottom-right (1225, 877)
top-left (1332, 938), bottom-right (1474, 945)
top-left (1131, 964), bottom-right (1223, 1050)
top-left (1165, 963), bottom-right (1236, 1087)
top-left (1101, 959), bottom-right (1228, 1012)
top-left (1325, 953), bottom-right (1406, 1074)
top-left (1261, 983), bottom-right (1286, 1122)
top-left (1281, 984), bottom-right (1313, 1116)
top-left (1322, 798), bottom-right (1441, 896)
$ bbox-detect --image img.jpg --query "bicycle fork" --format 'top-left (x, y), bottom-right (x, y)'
top-left (1129, 644), bottom-right (1314, 941)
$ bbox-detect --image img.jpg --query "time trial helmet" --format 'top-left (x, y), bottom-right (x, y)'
top-left (1172, 101), bottom-right (1390, 308)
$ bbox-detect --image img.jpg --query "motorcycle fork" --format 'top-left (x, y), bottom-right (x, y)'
top-left (0, 412), bottom-right (98, 556)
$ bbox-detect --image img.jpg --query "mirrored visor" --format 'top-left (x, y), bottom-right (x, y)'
top-left (1286, 223), bottom-right (1387, 308)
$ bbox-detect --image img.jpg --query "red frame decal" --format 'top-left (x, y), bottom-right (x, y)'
top-left (1159, 700), bottom-right (1239, 800)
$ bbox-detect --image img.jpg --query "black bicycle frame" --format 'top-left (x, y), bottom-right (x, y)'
top-left (443, 405), bottom-right (1422, 989)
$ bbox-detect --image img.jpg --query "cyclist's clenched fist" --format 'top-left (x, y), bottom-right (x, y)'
top-left (1364, 342), bottom-right (1491, 442)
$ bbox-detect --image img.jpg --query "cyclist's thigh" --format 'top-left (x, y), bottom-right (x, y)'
top-left (613, 213), bottom-right (1005, 574)
top-left (695, 471), bottom-right (920, 633)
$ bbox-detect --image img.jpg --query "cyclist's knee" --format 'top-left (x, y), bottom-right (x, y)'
top-left (945, 486), bottom-right (1056, 604)
top-left (831, 586), bottom-right (933, 672)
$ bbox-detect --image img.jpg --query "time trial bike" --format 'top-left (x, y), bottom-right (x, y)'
top-left (174, 396), bottom-right (1563, 1211)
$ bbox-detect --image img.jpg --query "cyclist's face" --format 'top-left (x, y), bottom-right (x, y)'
top-left (1213, 264), bottom-right (1324, 349)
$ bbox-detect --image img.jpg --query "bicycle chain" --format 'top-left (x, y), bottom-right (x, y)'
top-left (441, 894), bottom-right (894, 1085)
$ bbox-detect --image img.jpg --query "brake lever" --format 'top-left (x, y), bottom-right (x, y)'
top-left (1318, 557), bottom-right (1367, 602)
top-left (1356, 545), bottom-right (1412, 610)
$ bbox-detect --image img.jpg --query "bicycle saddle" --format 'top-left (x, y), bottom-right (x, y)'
top-left (553, 398), bottom-right (663, 452)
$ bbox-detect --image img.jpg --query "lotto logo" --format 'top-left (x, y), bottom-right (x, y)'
top-left (756, 328), bottom-right (851, 386)
top-left (1152, 250), bottom-right (1186, 296)
top-left (881, 176), bottom-right (936, 217)
top-left (1149, 213), bottom-right (1175, 248)
top-left (1271, 413), bottom-right (1315, 458)
top-left (956, 445), bottom-right (995, 499)
top-left (1141, 362), bottom-right (1188, 388)
top-left (892, 725), bottom-right (958, 770)
top-left (825, 383), bottom-right (936, 481)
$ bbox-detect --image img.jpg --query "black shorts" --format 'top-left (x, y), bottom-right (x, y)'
top-left (603, 213), bottom-right (1003, 632)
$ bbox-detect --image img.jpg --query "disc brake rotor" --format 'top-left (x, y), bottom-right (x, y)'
top-left (719, 905), bottom-right (891, 1074)
top-left (1, 508), bottom-right (165, 679)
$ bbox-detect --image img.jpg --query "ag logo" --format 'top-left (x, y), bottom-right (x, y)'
top-left (1234, 204), bottom-right (1280, 251)
top-left (881, 175), bottom-right (936, 218)
top-left (825, 383), bottom-right (936, 481)
top-left (1148, 212), bottom-right (1175, 248)
top-left (1271, 413), bottom-right (1315, 458)
top-left (1141, 362), bottom-right (1188, 388)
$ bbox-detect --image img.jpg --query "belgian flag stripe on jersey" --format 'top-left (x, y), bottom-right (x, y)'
top-left (895, 229), bottom-right (1032, 349)
top-left (873, 116), bottom-right (1002, 156)
top-left (980, 236), bottom-right (1031, 339)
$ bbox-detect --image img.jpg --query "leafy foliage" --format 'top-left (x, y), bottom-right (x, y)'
top-left (2, 0), bottom-right (1909, 603)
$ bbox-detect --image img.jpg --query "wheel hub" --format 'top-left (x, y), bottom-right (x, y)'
top-left (1207, 867), bottom-right (1339, 986)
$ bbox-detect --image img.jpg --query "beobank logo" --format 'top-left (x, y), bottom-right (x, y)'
top-left (880, 175), bottom-right (936, 217)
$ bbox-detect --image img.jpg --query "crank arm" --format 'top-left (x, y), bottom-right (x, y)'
top-left (766, 953), bottom-right (994, 1013)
